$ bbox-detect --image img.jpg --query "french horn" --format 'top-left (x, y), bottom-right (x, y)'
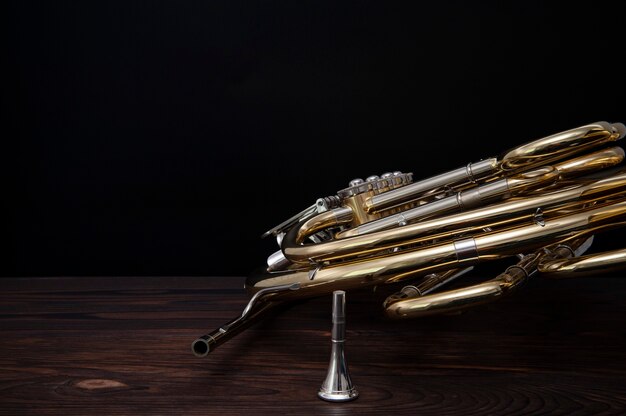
top-left (192, 121), bottom-right (626, 357)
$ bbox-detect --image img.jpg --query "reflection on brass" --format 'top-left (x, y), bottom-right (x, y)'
top-left (193, 121), bottom-right (626, 355)
top-left (538, 247), bottom-right (626, 277)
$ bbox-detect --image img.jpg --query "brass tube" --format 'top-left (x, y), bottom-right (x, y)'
top-left (538, 247), bottom-right (626, 277)
top-left (498, 121), bottom-right (620, 171)
top-left (248, 199), bottom-right (626, 300)
top-left (363, 121), bottom-right (622, 213)
top-left (295, 207), bottom-right (353, 244)
top-left (281, 172), bottom-right (626, 264)
top-left (554, 146), bottom-right (625, 179)
top-left (363, 158), bottom-right (498, 213)
top-left (340, 151), bottom-right (625, 240)
top-left (384, 245), bottom-right (578, 319)
top-left (340, 166), bottom-right (559, 238)
top-left (385, 278), bottom-right (518, 319)
top-left (382, 267), bottom-right (473, 309)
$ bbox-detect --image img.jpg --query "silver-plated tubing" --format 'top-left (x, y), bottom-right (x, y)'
top-left (364, 158), bottom-right (498, 213)
top-left (336, 166), bottom-right (558, 239)
top-left (191, 301), bottom-right (276, 357)
top-left (192, 283), bottom-right (300, 357)
top-left (364, 121), bottom-right (621, 213)
top-left (346, 194), bottom-right (462, 236)
top-left (241, 283), bottom-right (301, 317)
top-left (457, 179), bottom-right (510, 209)
top-left (267, 250), bottom-right (291, 272)
top-left (340, 177), bottom-right (510, 237)
top-left (453, 238), bottom-right (479, 263)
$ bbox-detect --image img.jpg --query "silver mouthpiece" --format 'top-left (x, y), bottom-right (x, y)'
top-left (318, 290), bottom-right (359, 402)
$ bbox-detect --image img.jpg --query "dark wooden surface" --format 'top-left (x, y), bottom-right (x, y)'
top-left (1, 275), bottom-right (626, 415)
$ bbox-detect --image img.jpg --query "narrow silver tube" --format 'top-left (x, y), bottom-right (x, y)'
top-left (366, 158), bottom-right (498, 212)
top-left (349, 196), bottom-right (461, 236)
top-left (342, 176), bottom-right (509, 237)
top-left (458, 178), bottom-right (510, 209)
top-left (192, 283), bottom-right (300, 357)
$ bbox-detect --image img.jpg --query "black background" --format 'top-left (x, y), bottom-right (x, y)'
top-left (5, 1), bottom-right (626, 277)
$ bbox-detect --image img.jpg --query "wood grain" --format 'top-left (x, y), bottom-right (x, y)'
top-left (1, 275), bottom-right (625, 415)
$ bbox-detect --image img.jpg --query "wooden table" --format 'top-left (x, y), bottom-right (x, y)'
top-left (1, 275), bottom-right (625, 415)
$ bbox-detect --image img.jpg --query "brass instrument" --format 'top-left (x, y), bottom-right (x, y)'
top-left (192, 121), bottom-right (626, 357)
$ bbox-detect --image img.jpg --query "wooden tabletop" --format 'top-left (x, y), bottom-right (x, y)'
top-left (1, 275), bottom-right (625, 415)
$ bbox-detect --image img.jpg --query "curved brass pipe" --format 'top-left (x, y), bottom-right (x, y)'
top-left (341, 147), bottom-right (626, 240)
top-left (247, 199), bottom-right (626, 301)
top-left (286, 148), bottom-right (625, 261)
top-left (538, 247), bottom-right (626, 277)
top-left (338, 166), bottom-right (560, 238)
top-left (288, 147), bottom-right (625, 251)
top-left (498, 121), bottom-right (619, 171)
top-left (554, 146), bottom-right (625, 179)
top-left (281, 171), bottom-right (626, 264)
top-left (363, 122), bottom-right (623, 213)
top-left (295, 207), bottom-right (353, 245)
top-left (383, 242), bottom-right (585, 319)
top-left (384, 272), bottom-right (527, 320)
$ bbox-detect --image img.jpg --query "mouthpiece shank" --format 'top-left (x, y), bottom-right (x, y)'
top-left (331, 290), bottom-right (346, 342)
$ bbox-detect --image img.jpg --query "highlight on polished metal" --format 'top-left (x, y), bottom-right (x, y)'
top-left (318, 290), bottom-right (358, 402)
top-left (192, 120), bottom-right (626, 356)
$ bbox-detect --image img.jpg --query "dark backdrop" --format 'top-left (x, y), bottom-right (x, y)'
top-left (5, 1), bottom-right (626, 277)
